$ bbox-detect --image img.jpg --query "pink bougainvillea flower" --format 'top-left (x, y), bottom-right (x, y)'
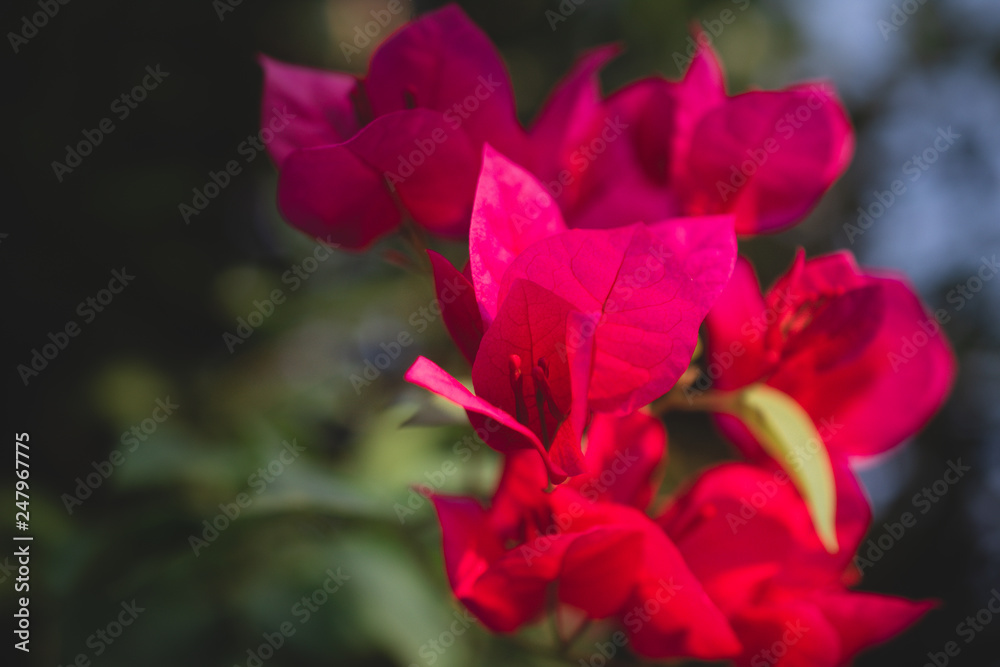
top-left (660, 463), bottom-right (933, 667)
top-left (556, 33), bottom-right (854, 235)
top-left (432, 411), bottom-right (742, 659)
top-left (259, 5), bottom-right (531, 249)
top-left (262, 7), bottom-right (853, 249)
top-left (406, 281), bottom-right (597, 481)
top-left (406, 150), bottom-right (736, 479)
top-left (704, 251), bottom-right (955, 463)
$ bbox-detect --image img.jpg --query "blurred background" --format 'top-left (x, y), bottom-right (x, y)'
top-left (3, 0), bottom-right (1000, 665)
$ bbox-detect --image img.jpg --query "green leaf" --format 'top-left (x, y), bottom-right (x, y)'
top-left (723, 384), bottom-right (839, 553)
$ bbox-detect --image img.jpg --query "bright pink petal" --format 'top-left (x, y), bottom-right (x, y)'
top-left (501, 218), bottom-right (736, 413)
top-left (767, 250), bottom-right (867, 309)
top-left (681, 85), bottom-right (854, 233)
top-left (710, 251), bottom-right (955, 461)
top-left (669, 31), bottom-right (726, 184)
top-left (433, 495), bottom-right (502, 597)
top-left (545, 311), bottom-right (598, 477)
top-left (405, 356), bottom-right (567, 480)
top-left (566, 78), bottom-right (681, 227)
top-left (774, 276), bottom-right (955, 460)
top-left (529, 45), bottom-right (620, 179)
top-left (490, 450), bottom-right (550, 538)
top-left (257, 55), bottom-right (361, 165)
top-left (544, 491), bottom-right (740, 659)
top-left (730, 602), bottom-right (841, 667)
top-left (427, 250), bottom-right (484, 365)
top-left (816, 591), bottom-right (933, 661)
top-left (564, 38), bottom-right (725, 228)
top-left (349, 109), bottom-right (480, 237)
top-left (469, 147), bottom-right (568, 321)
top-left (557, 524), bottom-right (646, 618)
top-left (590, 78), bottom-right (676, 187)
top-left (563, 170), bottom-right (679, 231)
top-left (471, 279), bottom-right (587, 476)
top-left (757, 253), bottom-right (956, 459)
top-left (625, 548), bottom-right (742, 661)
top-left (660, 463), bottom-right (871, 607)
top-left (433, 495), bottom-right (552, 631)
top-left (365, 5), bottom-right (528, 163)
top-left (705, 256), bottom-right (772, 390)
top-left (277, 109), bottom-right (479, 247)
top-left (625, 524), bottom-right (741, 659)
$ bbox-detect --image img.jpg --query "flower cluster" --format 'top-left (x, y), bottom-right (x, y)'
top-left (260, 6), bottom-right (955, 664)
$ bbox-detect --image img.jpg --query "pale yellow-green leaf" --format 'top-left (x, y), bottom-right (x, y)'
top-left (724, 384), bottom-right (839, 553)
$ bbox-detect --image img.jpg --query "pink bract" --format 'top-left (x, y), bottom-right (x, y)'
top-left (260, 7), bottom-right (854, 248)
top-left (705, 251), bottom-right (956, 462)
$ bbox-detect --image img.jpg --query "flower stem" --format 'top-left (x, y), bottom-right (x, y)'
top-left (655, 387), bottom-right (739, 415)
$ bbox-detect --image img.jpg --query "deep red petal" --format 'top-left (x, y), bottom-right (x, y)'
top-left (681, 85), bottom-right (854, 233)
top-left (257, 55), bottom-right (361, 165)
top-left (365, 5), bottom-right (528, 163)
top-left (427, 250), bottom-right (484, 365)
top-left (571, 410), bottom-right (667, 510)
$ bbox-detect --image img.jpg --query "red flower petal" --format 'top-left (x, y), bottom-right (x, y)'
top-left (277, 109), bottom-right (479, 248)
top-left (405, 356), bottom-right (568, 481)
top-left (365, 5), bottom-right (528, 164)
top-left (680, 84), bottom-right (854, 233)
top-left (571, 410), bottom-right (667, 510)
top-left (427, 250), bottom-right (484, 365)
top-left (257, 55), bottom-right (361, 165)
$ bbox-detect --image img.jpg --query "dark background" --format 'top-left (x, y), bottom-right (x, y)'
top-left (3, 0), bottom-right (999, 666)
